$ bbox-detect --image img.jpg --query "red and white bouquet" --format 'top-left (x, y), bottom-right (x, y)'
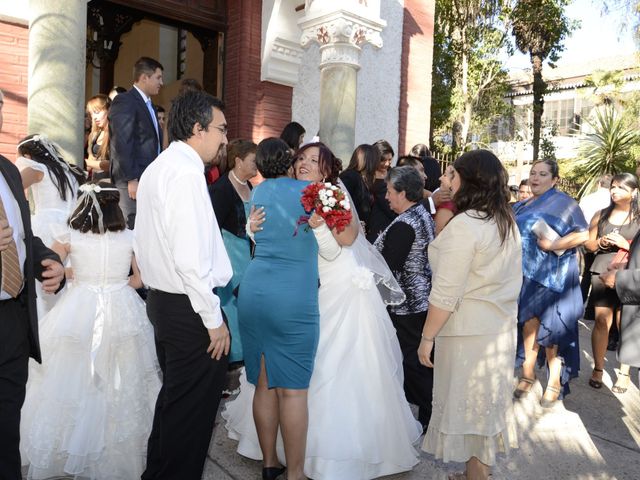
top-left (298, 182), bottom-right (352, 233)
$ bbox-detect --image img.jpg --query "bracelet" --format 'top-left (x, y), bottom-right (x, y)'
top-left (421, 334), bottom-right (435, 342)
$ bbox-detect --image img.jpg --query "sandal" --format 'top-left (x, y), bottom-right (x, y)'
top-left (540, 385), bottom-right (561, 408)
top-left (514, 376), bottom-right (535, 399)
top-left (612, 373), bottom-right (630, 394)
top-left (588, 368), bottom-right (604, 389)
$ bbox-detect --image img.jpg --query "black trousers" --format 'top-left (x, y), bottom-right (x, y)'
top-left (389, 311), bottom-right (433, 428)
top-left (142, 290), bottom-right (228, 480)
top-left (0, 295), bottom-right (30, 480)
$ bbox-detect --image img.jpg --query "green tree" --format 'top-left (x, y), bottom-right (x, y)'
top-left (576, 106), bottom-right (639, 196)
top-left (431, 0), bottom-right (512, 154)
top-left (512, 0), bottom-right (576, 161)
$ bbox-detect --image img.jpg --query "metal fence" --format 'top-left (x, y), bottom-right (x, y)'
top-left (431, 151), bottom-right (582, 199)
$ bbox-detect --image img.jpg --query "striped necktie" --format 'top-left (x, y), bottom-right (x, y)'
top-left (0, 194), bottom-right (23, 298)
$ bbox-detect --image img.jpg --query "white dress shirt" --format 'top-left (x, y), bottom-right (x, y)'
top-left (134, 141), bottom-right (232, 329)
top-left (579, 188), bottom-right (611, 224)
top-left (0, 171), bottom-right (26, 300)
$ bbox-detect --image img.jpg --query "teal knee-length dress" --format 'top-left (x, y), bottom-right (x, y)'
top-left (238, 177), bottom-right (319, 389)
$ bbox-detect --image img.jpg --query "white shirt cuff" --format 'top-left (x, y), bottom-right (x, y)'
top-left (428, 196), bottom-right (436, 214)
top-left (200, 309), bottom-right (223, 329)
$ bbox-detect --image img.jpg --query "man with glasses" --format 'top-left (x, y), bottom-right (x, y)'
top-left (134, 90), bottom-right (232, 479)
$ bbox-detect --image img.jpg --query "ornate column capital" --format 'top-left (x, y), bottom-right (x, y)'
top-left (299, 9), bottom-right (385, 69)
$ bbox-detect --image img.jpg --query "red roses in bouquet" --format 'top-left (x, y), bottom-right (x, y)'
top-left (298, 182), bottom-right (352, 233)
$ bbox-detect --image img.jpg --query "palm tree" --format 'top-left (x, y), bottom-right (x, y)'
top-left (511, 0), bottom-right (575, 161)
top-left (576, 106), bottom-right (639, 197)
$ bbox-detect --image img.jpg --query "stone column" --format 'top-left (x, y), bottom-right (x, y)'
top-left (300, 8), bottom-right (385, 164)
top-left (28, 0), bottom-right (87, 166)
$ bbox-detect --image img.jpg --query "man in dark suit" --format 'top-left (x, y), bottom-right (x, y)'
top-left (109, 56), bottom-right (164, 229)
top-left (0, 89), bottom-right (65, 479)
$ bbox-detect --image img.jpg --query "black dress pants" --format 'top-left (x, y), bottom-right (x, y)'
top-left (0, 296), bottom-right (30, 480)
top-left (142, 290), bottom-right (228, 480)
top-left (389, 310), bottom-right (433, 429)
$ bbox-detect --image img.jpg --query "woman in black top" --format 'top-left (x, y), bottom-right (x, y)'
top-left (374, 166), bottom-right (436, 432)
top-left (367, 139), bottom-right (396, 243)
top-left (208, 139), bottom-right (257, 364)
top-left (86, 94), bottom-right (111, 180)
top-left (584, 173), bottom-right (640, 391)
top-left (339, 144), bottom-right (378, 232)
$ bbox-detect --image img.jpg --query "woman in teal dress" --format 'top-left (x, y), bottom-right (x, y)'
top-left (209, 139), bottom-right (257, 364)
top-left (237, 138), bottom-right (319, 480)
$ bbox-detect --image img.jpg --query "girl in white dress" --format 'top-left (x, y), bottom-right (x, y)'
top-left (224, 143), bottom-right (421, 480)
top-left (20, 181), bottom-right (161, 480)
top-left (15, 134), bottom-right (85, 316)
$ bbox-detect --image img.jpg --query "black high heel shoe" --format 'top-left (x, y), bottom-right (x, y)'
top-left (262, 466), bottom-right (286, 480)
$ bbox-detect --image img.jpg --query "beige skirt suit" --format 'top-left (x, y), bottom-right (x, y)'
top-left (422, 211), bottom-right (523, 466)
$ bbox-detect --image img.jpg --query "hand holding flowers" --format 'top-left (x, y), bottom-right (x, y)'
top-left (299, 182), bottom-right (352, 233)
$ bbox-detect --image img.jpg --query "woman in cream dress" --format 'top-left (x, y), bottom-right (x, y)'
top-left (418, 150), bottom-right (522, 480)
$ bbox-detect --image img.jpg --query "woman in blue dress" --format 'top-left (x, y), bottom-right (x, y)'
top-left (237, 138), bottom-right (319, 480)
top-left (513, 159), bottom-right (588, 407)
top-left (209, 139), bottom-right (257, 364)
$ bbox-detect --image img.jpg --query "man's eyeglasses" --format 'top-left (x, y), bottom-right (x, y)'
top-left (213, 125), bottom-right (228, 136)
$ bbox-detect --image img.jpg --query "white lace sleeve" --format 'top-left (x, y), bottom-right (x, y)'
top-left (313, 223), bottom-right (341, 261)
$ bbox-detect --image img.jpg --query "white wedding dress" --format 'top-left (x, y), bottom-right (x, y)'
top-left (223, 225), bottom-right (422, 479)
top-left (20, 228), bottom-right (161, 480)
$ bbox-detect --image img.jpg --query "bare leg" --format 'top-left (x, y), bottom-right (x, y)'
top-left (516, 317), bottom-right (540, 393)
top-left (253, 356), bottom-right (282, 469)
top-left (466, 456), bottom-right (490, 480)
top-left (543, 345), bottom-right (562, 401)
top-left (591, 305), bottom-right (613, 380)
top-left (276, 388), bottom-right (309, 480)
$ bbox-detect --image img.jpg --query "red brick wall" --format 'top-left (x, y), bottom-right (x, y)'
top-left (398, 0), bottom-right (435, 155)
top-left (0, 19), bottom-right (29, 162)
top-left (224, 0), bottom-right (292, 143)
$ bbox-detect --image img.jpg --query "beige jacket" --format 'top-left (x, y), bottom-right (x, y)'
top-left (428, 211), bottom-right (522, 337)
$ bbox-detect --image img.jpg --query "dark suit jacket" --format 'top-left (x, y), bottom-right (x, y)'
top-left (422, 156), bottom-right (441, 193)
top-left (109, 87), bottom-right (162, 184)
top-left (0, 155), bottom-right (63, 363)
top-left (615, 229), bottom-right (640, 366)
top-left (209, 173), bottom-right (252, 239)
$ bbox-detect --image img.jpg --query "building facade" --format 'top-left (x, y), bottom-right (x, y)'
top-left (0, 0), bottom-right (435, 165)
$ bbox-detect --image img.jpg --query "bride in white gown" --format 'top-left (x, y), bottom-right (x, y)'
top-left (223, 143), bottom-right (421, 480)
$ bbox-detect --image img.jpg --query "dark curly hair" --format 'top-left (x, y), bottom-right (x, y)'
top-left (256, 138), bottom-right (293, 178)
top-left (68, 180), bottom-right (126, 234)
top-left (294, 142), bottom-right (341, 183)
top-left (453, 149), bottom-right (516, 245)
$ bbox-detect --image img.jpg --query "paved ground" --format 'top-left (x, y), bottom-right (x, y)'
top-left (204, 319), bottom-right (640, 480)
top-left (27, 319), bottom-right (639, 479)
